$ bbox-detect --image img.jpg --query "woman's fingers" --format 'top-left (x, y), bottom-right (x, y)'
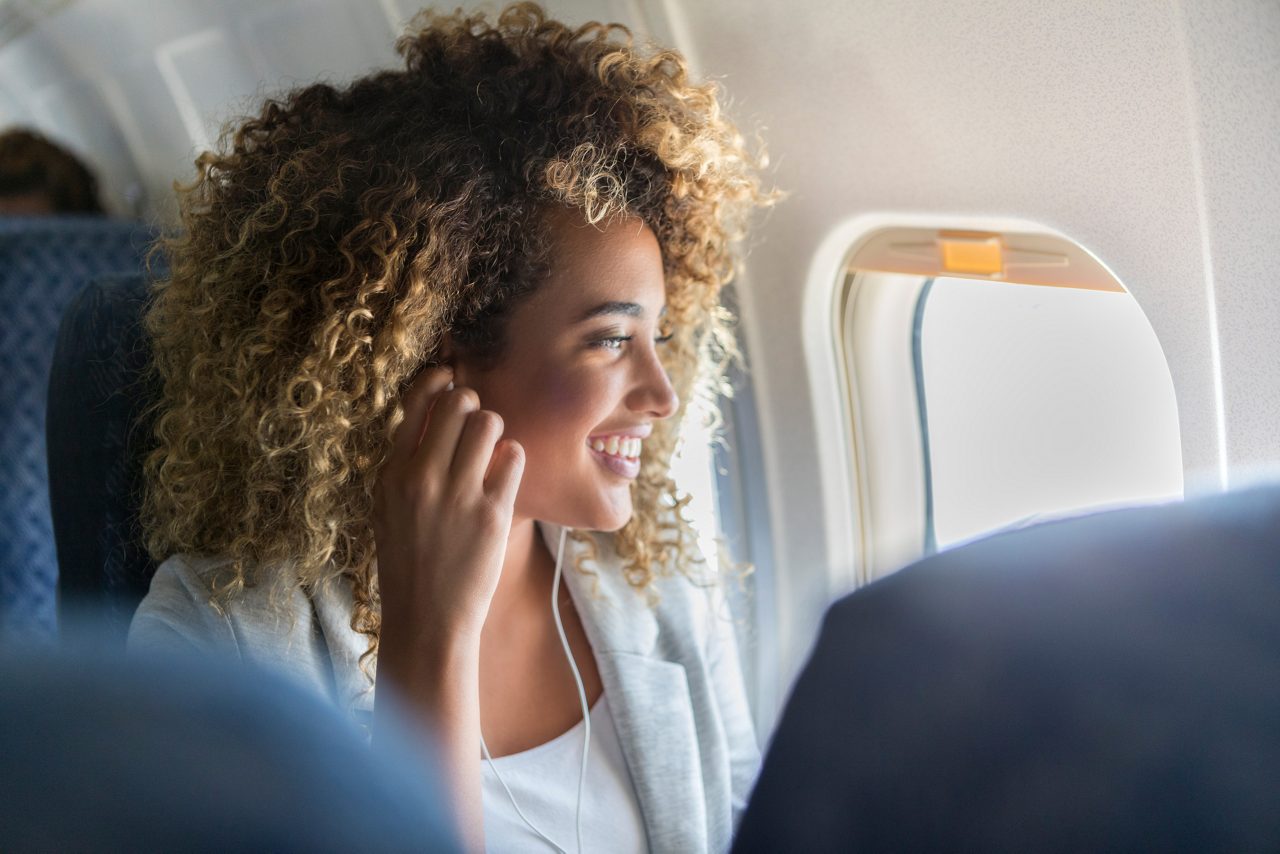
top-left (484, 439), bottom-right (525, 508)
top-left (449, 411), bottom-right (525, 512)
top-left (389, 365), bottom-right (454, 466)
top-left (451, 409), bottom-right (505, 488)
top-left (415, 385), bottom-right (479, 484)
top-left (388, 370), bottom-right (522, 509)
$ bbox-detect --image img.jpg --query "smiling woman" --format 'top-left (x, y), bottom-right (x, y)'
top-left (125, 3), bottom-right (774, 853)
top-left (446, 208), bottom-right (678, 535)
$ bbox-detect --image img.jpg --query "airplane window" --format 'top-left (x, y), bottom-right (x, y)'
top-left (837, 227), bottom-right (1184, 579)
top-left (670, 411), bottom-right (721, 572)
top-left (917, 276), bottom-right (1183, 550)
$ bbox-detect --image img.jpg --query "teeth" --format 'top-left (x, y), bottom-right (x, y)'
top-left (590, 436), bottom-right (643, 459)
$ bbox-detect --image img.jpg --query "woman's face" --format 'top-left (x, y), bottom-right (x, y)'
top-left (452, 209), bottom-right (679, 532)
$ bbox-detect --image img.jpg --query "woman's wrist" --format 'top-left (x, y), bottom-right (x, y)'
top-left (380, 617), bottom-right (481, 689)
top-left (376, 608), bottom-right (486, 854)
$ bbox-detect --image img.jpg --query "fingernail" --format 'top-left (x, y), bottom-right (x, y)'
top-left (446, 381), bottom-right (455, 391)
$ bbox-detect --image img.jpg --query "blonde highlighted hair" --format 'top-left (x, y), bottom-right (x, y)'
top-left (142, 2), bottom-right (775, 664)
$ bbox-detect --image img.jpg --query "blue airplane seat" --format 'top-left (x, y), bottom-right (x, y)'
top-left (46, 272), bottom-right (159, 643)
top-left (735, 485), bottom-right (1280, 853)
top-left (0, 217), bottom-right (155, 640)
top-left (0, 645), bottom-right (461, 851)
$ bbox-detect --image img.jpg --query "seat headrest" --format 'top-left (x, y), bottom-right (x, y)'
top-left (0, 217), bottom-right (153, 640)
top-left (47, 272), bottom-right (158, 642)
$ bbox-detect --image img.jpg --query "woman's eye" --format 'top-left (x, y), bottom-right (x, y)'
top-left (589, 330), bottom-right (673, 351)
top-left (591, 335), bottom-right (632, 351)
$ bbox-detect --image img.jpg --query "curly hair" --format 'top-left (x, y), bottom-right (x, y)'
top-left (141, 2), bottom-right (775, 667)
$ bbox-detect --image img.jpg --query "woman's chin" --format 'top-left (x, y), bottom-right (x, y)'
top-left (568, 496), bottom-right (633, 533)
top-left (594, 510), bottom-right (632, 533)
top-left (525, 477), bottom-right (633, 532)
top-left (563, 504), bottom-right (630, 533)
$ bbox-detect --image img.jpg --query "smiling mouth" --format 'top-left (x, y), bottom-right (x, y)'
top-left (586, 437), bottom-right (642, 479)
top-left (588, 435), bottom-right (642, 460)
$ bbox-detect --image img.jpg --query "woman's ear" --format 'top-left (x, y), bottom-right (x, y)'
top-left (435, 332), bottom-right (475, 387)
top-left (435, 332), bottom-right (456, 368)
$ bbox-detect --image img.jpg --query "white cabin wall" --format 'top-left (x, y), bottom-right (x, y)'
top-left (669, 0), bottom-right (1280, 677)
top-left (0, 0), bottom-right (406, 223)
top-left (1179, 0), bottom-right (1280, 476)
top-left (0, 74), bottom-right (32, 129)
top-left (0, 23), bottom-right (141, 216)
top-left (0, 0), bottom-right (661, 223)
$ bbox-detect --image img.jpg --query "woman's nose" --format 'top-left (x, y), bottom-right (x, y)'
top-left (628, 348), bottom-right (679, 420)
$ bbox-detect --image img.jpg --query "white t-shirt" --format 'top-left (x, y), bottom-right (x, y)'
top-left (482, 693), bottom-right (647, 853)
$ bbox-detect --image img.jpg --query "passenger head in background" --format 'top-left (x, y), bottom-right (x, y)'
top-left (0, 128), bottom-right (104, 215)
top-left (142, 2), bottom-right (773, 657)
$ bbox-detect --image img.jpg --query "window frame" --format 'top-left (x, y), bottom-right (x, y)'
top-left (710, 283), bottom-right (781, 742)
top-left (818, 214), bottom-right (1161, 585)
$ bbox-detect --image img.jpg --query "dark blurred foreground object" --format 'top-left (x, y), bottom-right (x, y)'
top-left (735, 485), bottom-right (1280, 853)
top-left (0, 645), bottom-right (461, 852)
top-left (0, 128), bottom-right (103, 215)
top-left (46, 274), bottom-right (158, 642)
top-left (0, 224), bottom-right (153, 640)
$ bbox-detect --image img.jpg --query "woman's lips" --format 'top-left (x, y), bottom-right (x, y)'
top-left (590, 446), bottom-right (641, 478)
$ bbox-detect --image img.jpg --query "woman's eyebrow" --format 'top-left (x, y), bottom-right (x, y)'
top-left (573, 301), bottom-right (644, 323)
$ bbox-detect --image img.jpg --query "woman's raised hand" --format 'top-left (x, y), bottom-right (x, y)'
top-left (371, 365), bottom-right (524, 852)
top-left (372, 365), bottom-right (525, 650)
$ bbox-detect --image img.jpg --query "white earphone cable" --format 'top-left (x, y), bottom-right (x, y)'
top-left (551, 526), bottom-right (592, 854)
top-left (479, 526), bottom-right (590, 853)
top-left (480, 735), bottom-right (564, 853)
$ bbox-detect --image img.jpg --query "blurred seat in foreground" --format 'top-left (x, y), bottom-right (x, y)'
top-left (735, 485), bottom-right (1280, 853)
top-left (0, 642), bottom-right (461, 852)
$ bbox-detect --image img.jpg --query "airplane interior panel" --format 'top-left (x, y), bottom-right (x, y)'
top-left (1, 0), bottom-right (1277, 849)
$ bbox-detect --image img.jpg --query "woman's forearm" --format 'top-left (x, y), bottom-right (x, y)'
top-left (377, 629), bottom-right (485, 853)
top-left (369, 366), bottom-right (524, 853)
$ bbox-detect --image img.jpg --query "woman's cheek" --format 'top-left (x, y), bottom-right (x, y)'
top-left (542, 365), bottom-right (594, 413)
top-left (511, 386), bottom-right (587, 470)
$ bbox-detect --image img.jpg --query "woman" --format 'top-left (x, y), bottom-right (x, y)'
top-left (129, 4), bottom-right (774, 852)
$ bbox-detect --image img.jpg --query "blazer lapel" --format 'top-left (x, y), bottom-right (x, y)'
top-left (310, 575), bottom-right (377, 721)
top-left (539, 522), bottom-right (709, 853)
top-left (596, 651), bottom-right (708, 853)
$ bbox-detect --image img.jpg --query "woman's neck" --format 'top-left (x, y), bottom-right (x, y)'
top-left (487, 517), bottom-right (555, 621)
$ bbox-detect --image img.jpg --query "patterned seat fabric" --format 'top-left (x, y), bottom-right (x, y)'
top-left (0, 218), bottom-right (154, 640)
top-left (47, 272), bottom-right (161, 643)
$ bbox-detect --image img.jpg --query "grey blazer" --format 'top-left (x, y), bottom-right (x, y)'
top-left (129, 521), bottom-right (759, 853)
